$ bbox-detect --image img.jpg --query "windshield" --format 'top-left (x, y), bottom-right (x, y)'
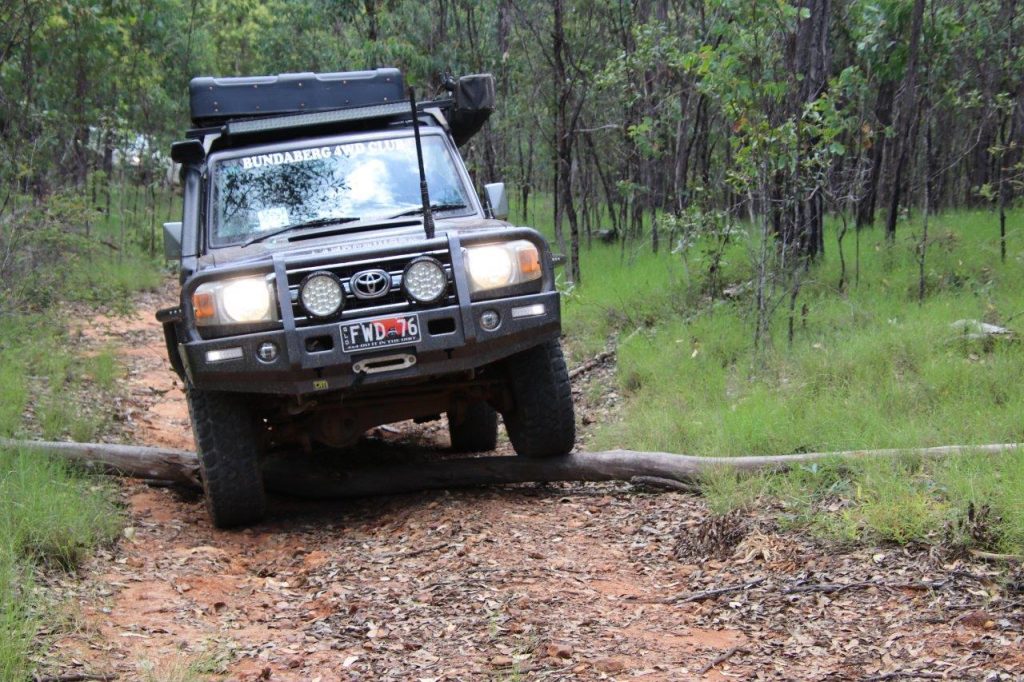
top-left (210, 134), bottom-right (473, 247)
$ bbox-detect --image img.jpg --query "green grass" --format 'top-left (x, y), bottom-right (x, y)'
top-left (529, 199), bottom-right (1024, 552)
top-left (0, 552), bottom-right (34, 681)
top-left (510, 194), bottom-right (710, 361)
top-left (66, 255), bottom-right (164, 313)
top-left (2, 182), bottom-right (171, 314)
top-left (0, 316), bottom-right (115, 443)
top-left (0, 448), bottom-right (121, 679)
top-left (0, 449), bottom-right (121, 569)
top-left (0, 181), bottom-right (163, 676)
top-left (692, 451), bottom-right (1024, 553)
top-left (0, 313), bottom-right (125, 674)
top-left (0, 312), bottom-right (126, 676)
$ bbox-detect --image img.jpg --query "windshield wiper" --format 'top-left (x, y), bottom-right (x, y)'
top-left (242, 216), bottom-right (360, 247)
top-left (387, 203), bottom-right (467, 220)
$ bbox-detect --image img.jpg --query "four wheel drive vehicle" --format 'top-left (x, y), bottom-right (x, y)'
top-left (158, 69), bottom-right (576, 528)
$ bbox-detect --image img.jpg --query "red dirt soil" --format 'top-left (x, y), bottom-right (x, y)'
top-left (43, 284), bottom-right (1024, 681)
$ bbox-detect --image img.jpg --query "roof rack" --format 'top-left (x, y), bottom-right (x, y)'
top-left (189, 68), bottom-right (404, 127)
top-left (187, 69), bottom-right (495, 147)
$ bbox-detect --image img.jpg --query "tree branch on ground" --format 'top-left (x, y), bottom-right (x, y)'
top-left (3, 438), bottom-right (1018, 500)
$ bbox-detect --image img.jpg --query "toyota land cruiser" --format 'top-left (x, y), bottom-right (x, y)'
top-left (158, 69), bottom-right (575, 527)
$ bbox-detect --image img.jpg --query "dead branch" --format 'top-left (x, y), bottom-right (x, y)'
top-left (699, 646), bottom-right (746, 675)
top-left (377, 542), bottom-right (449, 560)
top-left (34, 673), bottom-right (116, 682)
top-left (969, 549), bottom-right (1023, 562)
top-left (862, 671), bottom-right (945, 681)
top-left (782, 580), bottom-right (879, 595)
top-left (662, 577), bottom-right (766, 604)
top-left (3, 438), bottom-right (1018, 501)
top-left (567, 349), bottom-right (614, 380)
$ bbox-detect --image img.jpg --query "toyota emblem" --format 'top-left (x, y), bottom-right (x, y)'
top-left (350, 269), bottom-right (391, 299)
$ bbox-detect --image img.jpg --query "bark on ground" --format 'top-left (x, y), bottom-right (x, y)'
top-left (33, 282), bottom-right (1024, 681)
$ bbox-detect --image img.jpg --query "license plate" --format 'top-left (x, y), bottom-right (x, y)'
top-left (340, 314), bottom-right (420, 353)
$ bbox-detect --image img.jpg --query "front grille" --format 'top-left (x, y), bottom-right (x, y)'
top-left (283, 247), bottom-right (456, 327)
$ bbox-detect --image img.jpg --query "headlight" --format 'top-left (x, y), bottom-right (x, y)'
top-left (463, 240), bottom-right (542, 295)
top-left (300, 271), bottom-right (344, 319)
top-left (402, 257), bottom-right (447, 304)
top-left (192, 275), bottom-right (276, 326)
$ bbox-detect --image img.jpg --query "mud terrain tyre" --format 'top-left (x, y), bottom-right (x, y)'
top-left (501, 339), bottom-right (575, 458)
top-left (448, 401), bottom-right (498, 452)
top-left (186, 388), bottom-right (266, 528)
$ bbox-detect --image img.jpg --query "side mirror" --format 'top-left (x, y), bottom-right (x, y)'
top-left (163, 221), bottom-right (183, 261)
top-left (484, 182), bottom-right (508, 220)
top-left (170, 139), bottom-right (205, 164)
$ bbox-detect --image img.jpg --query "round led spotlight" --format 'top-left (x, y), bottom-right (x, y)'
top-left (402, 257), bottom-right (447, 304)
top-left (299, 271), bottom-right (344, 319)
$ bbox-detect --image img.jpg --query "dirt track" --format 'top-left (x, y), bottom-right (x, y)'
top-left (43, 284), bottom-right (1024, 681)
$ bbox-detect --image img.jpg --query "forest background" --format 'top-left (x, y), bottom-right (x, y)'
top-left (1, 0), bottom-right (1021, 288)
top-left (2, 2), bottom-right (1024, 675)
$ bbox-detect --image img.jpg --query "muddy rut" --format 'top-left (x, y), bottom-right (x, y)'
top-left (44, 283), bottom-right (1024, 681)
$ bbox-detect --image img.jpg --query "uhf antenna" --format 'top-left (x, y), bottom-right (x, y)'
top-left (408, 87), bottom-right (435, 240)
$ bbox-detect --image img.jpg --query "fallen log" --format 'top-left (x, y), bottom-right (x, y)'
top-left (2, 438), bottom-right (1019, 499)
top-left (263, 443), bottom-right (1022, 498)
top-left (0, 437), bottom-right (200, 486)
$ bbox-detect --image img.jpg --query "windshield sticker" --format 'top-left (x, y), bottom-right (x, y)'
top-left (239, 138), bottom-right (415, 170)
top-left (256, 207), bottom-right (289, 230)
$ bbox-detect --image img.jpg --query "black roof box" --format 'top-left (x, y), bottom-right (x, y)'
top-left (189, 68), bottom-right (404, 127)
top-left (446, 74), bottom-right (496, 146)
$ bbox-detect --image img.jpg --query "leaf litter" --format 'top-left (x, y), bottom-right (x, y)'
top-left (34, 281), bottom-right (1024, 681)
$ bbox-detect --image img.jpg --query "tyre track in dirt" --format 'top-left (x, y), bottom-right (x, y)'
top-left (44, 282), bottom-right (1024, 680)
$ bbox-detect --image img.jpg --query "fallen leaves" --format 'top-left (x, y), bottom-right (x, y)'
top-left (33, 281), bottom-right (1024, 681)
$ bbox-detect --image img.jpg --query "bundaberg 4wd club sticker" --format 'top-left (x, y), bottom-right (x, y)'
top-left (239, 138), bottom-right (414, 170)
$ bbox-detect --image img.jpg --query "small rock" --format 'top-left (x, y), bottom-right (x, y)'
top-left (545, 642), bottom-right (573, 659)
top-left (595, 657), bottom-right (629, 672)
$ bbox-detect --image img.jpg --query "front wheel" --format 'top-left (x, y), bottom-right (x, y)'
top-left (186, 388), bottom-right (267, 528)
top-left (501, 340), bottom-right (576, 458)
